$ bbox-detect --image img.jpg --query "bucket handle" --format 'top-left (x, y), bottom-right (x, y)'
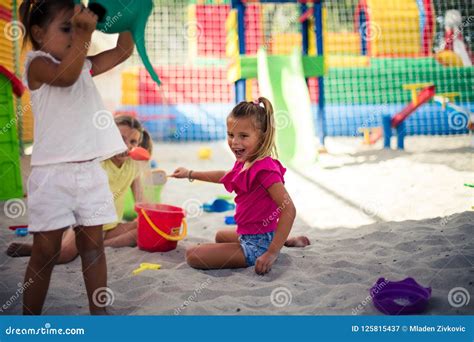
top-left (140, 209), bottom-right (187, 241)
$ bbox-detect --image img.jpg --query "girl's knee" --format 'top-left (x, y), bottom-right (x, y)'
top-left (77, 244), bottom-right (104, 259)
top-left (76, 236), bottom-right (104, 261)
top-left (215, 231), bottom-right (224, 243)
top-left (185, 246), bottom-right (201, 268)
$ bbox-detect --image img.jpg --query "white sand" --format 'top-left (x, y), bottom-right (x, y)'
top-left (0, 136), bottom-right (473, 315)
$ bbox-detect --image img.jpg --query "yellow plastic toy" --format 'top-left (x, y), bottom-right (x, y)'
top-left (402, 82), bottom-right (434, 106)
top-left (434, 92), bottom-right (461, 110)
top-left (435, 50), bottom-right (464, 67)
top-left (198, 147), bottom-right (212, 160)
top-left (132, 263), bottom-right (162, 275)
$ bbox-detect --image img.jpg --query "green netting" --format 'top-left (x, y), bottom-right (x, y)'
top-left (326, 58), bottom-right (474, 105)
top-left (120, 0), bottom-right (473, 140)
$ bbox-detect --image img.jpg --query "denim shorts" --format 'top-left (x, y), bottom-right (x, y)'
top-left (239, 232), bottom-right (275, 266)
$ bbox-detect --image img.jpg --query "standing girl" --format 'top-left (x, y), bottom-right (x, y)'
top-left (7, 116), bottom-right (151, 260)
top-left (19, 0), bottom-right (134, 314)
top-left (173, 97), bottom-right (309, 275)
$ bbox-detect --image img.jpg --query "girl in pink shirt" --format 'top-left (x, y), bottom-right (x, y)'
top-left (173, 97), bottom-right (309, 275)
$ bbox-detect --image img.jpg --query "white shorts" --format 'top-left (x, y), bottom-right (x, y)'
top-left (27, 160), bottom-right (117, 232)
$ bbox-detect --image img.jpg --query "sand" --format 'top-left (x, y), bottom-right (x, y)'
top-left (0, 136), bottom-right (473, 315)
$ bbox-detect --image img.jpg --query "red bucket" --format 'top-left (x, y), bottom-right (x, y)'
top-left (135, 203), bottom-right (187, 252)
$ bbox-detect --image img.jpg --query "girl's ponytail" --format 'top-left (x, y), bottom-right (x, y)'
top-left (257, 96), bottom-right (278, 160)
top-left (140, 129), bottom-right (154, 155)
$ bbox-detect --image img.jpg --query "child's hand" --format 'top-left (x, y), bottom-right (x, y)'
top-left (172, 167), bottom-right (189, 179)
top-left (255, 250), bottom-right (279, 275)
top-left (72, 5), bottom-right (97, 37)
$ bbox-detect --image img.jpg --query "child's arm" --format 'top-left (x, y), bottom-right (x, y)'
top-left (28, 6), bottom-right (96, 88)
top-left (88, 32), bottom-right (134, 77)
top-left (172, 167), bottom-right (226, 184)
top-left (131, 177), bottom-right (143, 203)
top-left (255, 183), bottom-right (296, 275)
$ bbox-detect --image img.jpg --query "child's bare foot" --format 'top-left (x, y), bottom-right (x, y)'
top-left (6, 243), bottom-right (33, 257)
top-left (284, 236), bottom-right (311, 248)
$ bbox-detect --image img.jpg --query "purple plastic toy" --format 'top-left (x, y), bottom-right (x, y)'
top-left (370, 277), bottom-right (431, 315)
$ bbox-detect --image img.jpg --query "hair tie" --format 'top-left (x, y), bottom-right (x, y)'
top-left (253, 100), bottom-right (264, 108)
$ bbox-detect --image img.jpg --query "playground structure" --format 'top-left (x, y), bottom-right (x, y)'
top-left (116, 0), bottom-right (473, 151)
top-left (0, 0), bottom-right (24, 200)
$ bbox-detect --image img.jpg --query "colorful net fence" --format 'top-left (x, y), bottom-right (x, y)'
top-left (117, 0), bottom-right (473, 141)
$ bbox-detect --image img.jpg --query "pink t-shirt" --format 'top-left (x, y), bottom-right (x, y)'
top-left (220, 156), bottom-right (286, 235)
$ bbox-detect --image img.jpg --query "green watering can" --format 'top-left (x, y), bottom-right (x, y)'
top-left (75, 0), bottom-right (161, 85)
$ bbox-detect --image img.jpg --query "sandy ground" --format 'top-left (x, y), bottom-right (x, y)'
top-left (0, 136), bottom-right (473, 315)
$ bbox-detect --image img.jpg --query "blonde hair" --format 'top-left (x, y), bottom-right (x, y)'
top-left (228, 96), bottom-right (278, 163)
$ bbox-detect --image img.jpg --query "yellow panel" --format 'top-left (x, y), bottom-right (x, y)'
top-left (121, 67), bottom-right (139, 106)
top-left (325, 33), bottom-right (360, 55)
top-left (0, 0), bottom-right (13, 10)
top-left (20, 92), bottom-right (34, 142)
top-left (327, 55), bottom-right (369, 68)
top-left (366, 0), bottom-right (421, 56)
top-left (245, 79), bottom-right (252, 101)
top-left (227, 59), bottom-right (241, 83)
top-left (225, 9), bottom-right (237, 32)
top-left (308, 18), bottom-right (316, 56)
top-left (225, 30), bottom-right (239, 57)
top-left (270, 33), bottom-right (301, 55)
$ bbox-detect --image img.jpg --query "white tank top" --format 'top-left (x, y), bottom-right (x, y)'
top-left (23, 50), bottom-right (126, 166)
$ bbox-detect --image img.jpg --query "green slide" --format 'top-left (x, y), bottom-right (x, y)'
top-left (257, 48), bottom-right (317, 167)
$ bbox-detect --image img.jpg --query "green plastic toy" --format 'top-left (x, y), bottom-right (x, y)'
top-left (0, 67), bottom-right (24, 200)
top-left (257, 48), bottom-right (317, 166)
top-left (75, 0), bottom-right (161, 85)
